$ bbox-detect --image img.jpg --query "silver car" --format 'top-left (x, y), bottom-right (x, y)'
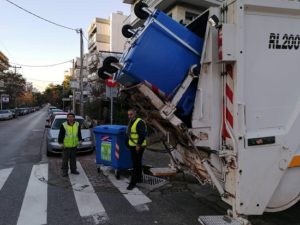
top-left (0, 110), bottom-right (13, 120)
top-left (45, 115), bottom-right (94, 156)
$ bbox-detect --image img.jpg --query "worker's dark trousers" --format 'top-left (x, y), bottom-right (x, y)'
top-left (62, 147), bottom-right (77, 174)
top-left (129, 147), bottom-right (145, 185)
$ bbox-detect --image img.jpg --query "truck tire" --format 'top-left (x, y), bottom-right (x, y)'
top-left (103, 56), bottom-right (119, 73)
top-left (97, 67), bottom-right (110, 80)
top-left (122, 24), bottom-right (134, 38)
top-left (134, 1), bottom-right (149, 20)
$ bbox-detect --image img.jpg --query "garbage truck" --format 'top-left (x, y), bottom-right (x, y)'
top-left (99, 0), bottom-right (300, 224)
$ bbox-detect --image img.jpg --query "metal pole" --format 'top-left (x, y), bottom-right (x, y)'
top-left (79, 28), bottom-right (84, 116)
top-left (72, 59), bottom-right (76, 114)
top-left (62, 85), bottom-right (64, 111)
top-left (110, 87), bottom-right (113, 124)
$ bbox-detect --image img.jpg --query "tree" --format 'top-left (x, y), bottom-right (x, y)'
top-left (0, 71), bottom-right (26, 108)
top-left (43, 83), bottom-right (63, 108)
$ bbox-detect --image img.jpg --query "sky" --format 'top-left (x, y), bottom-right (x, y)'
top-left (0, 0), bottom-right (130, 92)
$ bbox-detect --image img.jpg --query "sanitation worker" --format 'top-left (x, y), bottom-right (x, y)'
top-left (126, 109), bottom-right (147, 190)
top-left (58, 112), bottom-right (82, 177)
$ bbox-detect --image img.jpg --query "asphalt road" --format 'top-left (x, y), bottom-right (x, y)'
top-left (0, 107), bottom-right (300, 225)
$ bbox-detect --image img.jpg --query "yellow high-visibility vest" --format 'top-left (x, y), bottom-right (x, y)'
top-left (63, 121), bottom-right (79, 148)
top-left (128, 118), bottom-right (147, 147)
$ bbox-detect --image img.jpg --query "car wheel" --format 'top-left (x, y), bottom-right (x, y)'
top-left (46, 149), bottom-right (52, 156)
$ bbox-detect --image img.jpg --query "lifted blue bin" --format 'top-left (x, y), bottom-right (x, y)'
top-left (116, 9), bottom-right (203, 115)
top-left (94, 125), bottom-right (132, 170)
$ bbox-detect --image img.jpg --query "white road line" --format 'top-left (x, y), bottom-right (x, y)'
top-left (17, 164), bottom-right (48, 225)
top-left (101, 166), bottom-right (151, 211)
top-left (69, 162), bottom-right (108, 224)
top-left (0, 167), bottom-right (13, 191)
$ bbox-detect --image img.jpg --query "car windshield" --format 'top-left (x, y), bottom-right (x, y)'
top-left (0, 110), bottom-right (9, 114)
top-left (51, 118), bottom-right (86, 130)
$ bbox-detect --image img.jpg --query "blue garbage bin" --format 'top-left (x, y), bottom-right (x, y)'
top-left (116, 9), bottom-right (204, 116)
top-left (93, 125), bottom-right (132, 170)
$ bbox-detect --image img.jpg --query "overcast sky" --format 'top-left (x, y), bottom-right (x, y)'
top-left (0, 0), bottom-right (130, 91)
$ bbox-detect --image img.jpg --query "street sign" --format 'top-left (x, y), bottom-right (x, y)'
top-left (2, 96), bottom-right (9, 103)
top-left (105, 78), bottom-right (118, 88)
top-left (70, 80), bottom-right (79, 89)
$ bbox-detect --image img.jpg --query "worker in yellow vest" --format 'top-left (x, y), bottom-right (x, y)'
top-left (126, 109), bottom-right (147, 190)
top-left (58, 112), bottom-right (83, 177)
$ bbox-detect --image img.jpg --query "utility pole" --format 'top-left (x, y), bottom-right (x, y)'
top-left (78, 28), bottom-right (84, 116)
top-left (11, 65), bottom-right (22, 74)
top-left (72, 59), bottom-right (76, 114)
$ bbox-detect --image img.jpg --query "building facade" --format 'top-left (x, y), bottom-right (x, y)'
top-left (0, 51), bottom-right (9, 72)
top-left (123, 0), bottom-right (222, 26)
top-left (87, 12), bottom-right (128, 54)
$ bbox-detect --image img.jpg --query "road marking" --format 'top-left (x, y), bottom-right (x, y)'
top-left (0, 167), bottom-right (13, 191)
top-left (101, 166), bottom-right (151, 211)
top-left (17, 164), bottom-right (48, 225)
top-left (69, 162), bottom-right (108, 224)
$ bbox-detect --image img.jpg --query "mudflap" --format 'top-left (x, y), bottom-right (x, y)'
top-left (198, 215), bottom-right (250, 225)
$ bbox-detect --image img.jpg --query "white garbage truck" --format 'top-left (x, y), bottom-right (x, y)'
top-left (99, 0), bottom-right (300, 224)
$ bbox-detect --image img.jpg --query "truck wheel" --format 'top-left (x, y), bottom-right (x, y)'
top-left (103, 56), bottom-right (119, 73)
top-left (134, 1), bottom-right (149, 20)
top-left (97, 67), bottom-right (110, 80)
top-left (122, 24), bottom-right (134, 38)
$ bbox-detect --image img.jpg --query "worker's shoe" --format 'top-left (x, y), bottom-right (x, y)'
top-left (71, 171), bottom-right (80, 175)
top-left (127, 183), bottom-right (136, 190)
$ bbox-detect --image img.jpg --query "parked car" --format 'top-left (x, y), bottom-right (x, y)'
top-left (0, 110), bottom-right (13, 120)
top-left (45, 115), bottom-right (94, 156)
top-left (46, 111), bottom-right (68, 126)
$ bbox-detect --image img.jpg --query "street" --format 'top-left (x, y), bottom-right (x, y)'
top-left (0, 107), bottom-right (300, 225)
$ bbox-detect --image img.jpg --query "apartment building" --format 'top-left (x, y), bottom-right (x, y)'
top-left (123, 0), bottom-right (222, 26)
top-left (85, 11), bottom-right (128, 102)
top-left (0, 51), bottom-right (9, 72)
top-left (87, 11), bottom-right (128, 54)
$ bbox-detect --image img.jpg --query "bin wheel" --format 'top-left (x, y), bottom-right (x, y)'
top-left (134, 1), bottom-right (149, 20)
top-left (103, 56), bottom-right (119, 73)
top-left (97, 67), bottom-right (110, 80)
top-left (122, 24), bottom-right (134, 38)
top-left (97, 167), bottom-right (101, 173)
top-left (115, 170), bottom-right (120, 179)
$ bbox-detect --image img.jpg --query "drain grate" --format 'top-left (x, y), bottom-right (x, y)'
top-left (138, 174), bottom-right (168, 190)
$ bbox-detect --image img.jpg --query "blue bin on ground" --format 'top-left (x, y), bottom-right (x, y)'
top-left (116, 9), bottom-right (204, 115)
top-left (93, 125), bottom-right (132, 170)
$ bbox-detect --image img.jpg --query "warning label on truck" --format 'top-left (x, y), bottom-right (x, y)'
top-left (269, 33), bottom-right (300, 50)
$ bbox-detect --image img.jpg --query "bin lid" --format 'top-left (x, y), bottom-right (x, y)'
top-left (93, 125), bottom-right (127, 134)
